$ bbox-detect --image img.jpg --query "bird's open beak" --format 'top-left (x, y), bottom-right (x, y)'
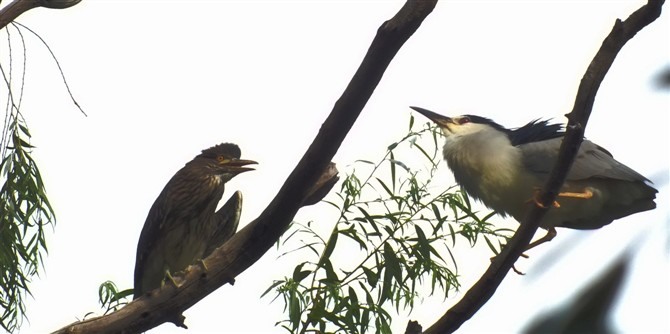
top-left (410, 106), bottom-right (454, 128)
top-left (222, 159), bottom-right (257, 174)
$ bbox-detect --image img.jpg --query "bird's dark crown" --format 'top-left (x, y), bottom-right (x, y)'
top-left (197, 143), bottom-right (242, 160)
top-left (463, 114), bottom-right (564, 146)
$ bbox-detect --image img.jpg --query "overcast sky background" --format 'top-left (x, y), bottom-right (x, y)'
top-left (2, 1), bottom-right (667, 333)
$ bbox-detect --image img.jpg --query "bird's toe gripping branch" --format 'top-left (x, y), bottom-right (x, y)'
top-left (494, 227), bottom-right (558, 275)
top-left (163, 270), bottom-right (182, 289)
top-left (490, 254), bottom-right (528, 276)
top-left (197, 259), bottom-right (208, 273)
top-left (528, 187), bottom-right (561, 208)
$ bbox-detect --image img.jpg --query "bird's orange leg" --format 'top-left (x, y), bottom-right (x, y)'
top-left (557, 189), bottom-right (593, 200)
top-left (528, 188), bottom-right (593, 208)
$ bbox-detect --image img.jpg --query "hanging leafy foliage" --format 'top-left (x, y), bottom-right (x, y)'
top-left (266, 116), bottom-right (511, 334)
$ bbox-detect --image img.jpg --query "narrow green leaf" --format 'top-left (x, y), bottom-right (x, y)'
top-left (383, 242), bottom-right (402, 284)
top-left (320, 259), bottom-right (340, 284)
top-left (481, 210), bottom-right (497, 222)
top-left (414, 225), bottom-right (431, 261)
top-left (348, 286), bottom-right (359, 319)
top-left (260, 280), bottom-right (285, 298)
top-left (379, 266), bottom-right (392, 305)
top-left (358, 207), bottom-right (382, 237)
top-left (18, 124), bottom-right (31, 137)
top-left (448, 223), bottom-right (456, 247)
top-left (389, 151), bottom-right (396, 191)
top-left (361, 308), bottom-right (370, 333)
top-left (339, 227), bottom-right (368, 251)
top-left (413, 142), bottom-right (435, 166)
top-left (292, 263), bottom-right (311, 283)
top-left (483, 235), bottom-right (499, 255)
top-left (444, 246), bottom-right (458, 272)
top-left (362, 267), bottom-right (378, 287)
top-left (288, 289), bottom-right (301, 329)
top-left (317, 231), bottom-right (338, 268)
top-left (111, 289), bottom-right (133, 303)
top-left (375, 177), bottom-right (393, 198)
top-left (390, 159), bottom-right (410, 173)
top-left (18, 138), bottom-right (34, 149)
top-left (427, 244), bottom-right (445, 262)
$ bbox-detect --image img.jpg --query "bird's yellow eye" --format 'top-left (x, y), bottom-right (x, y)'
top-left (217, 156), bottom-right (229, 163)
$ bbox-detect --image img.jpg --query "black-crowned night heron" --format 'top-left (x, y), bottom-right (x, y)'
top-left (410, 106), bottom-right (657, 250)
top-left (133, 143), bottom-right (256, 299)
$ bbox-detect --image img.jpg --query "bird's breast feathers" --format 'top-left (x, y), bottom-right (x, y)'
top-left (443, 133), bottom-right (528, 212)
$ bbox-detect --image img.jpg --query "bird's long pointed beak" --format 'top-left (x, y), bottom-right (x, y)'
top-left (410, 106), bottom-right (453, 127)
top-left (223, 159), bottom-right (257, 173)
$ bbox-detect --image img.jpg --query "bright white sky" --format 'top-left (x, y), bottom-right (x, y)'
top-left (3, 1), bottom-right (667, 333)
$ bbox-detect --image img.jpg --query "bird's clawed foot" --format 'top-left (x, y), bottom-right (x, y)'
top-left (512, 265), bottom-right (525, 276)
top-left (528, 188), bottom-right (561, 208)
top-left (513, 253), bottom-right (530, 275)
top-left (197, 259), bottom-right (209, 272)
top-left (163, 270), bottom-right (182, 289)
top-left (490, 253), bottom-right (528, 275)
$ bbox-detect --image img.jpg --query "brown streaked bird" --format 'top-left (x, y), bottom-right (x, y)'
top-left (133, 143), bottom-right (256, 299)
top-left (411, 106), bottom-right (657, 250)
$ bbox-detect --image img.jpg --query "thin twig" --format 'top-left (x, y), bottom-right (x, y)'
top-left (12, 22), bottom-right (86, 116)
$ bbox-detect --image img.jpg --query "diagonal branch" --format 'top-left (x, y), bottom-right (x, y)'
top-left (422, 1), bottom-right (664, 333)
top-left (0, 0), bottom-right (81, 29)
top-left (52, 1), bottom-right (438, 333)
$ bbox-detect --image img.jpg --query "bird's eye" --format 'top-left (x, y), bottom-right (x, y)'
top-left (217, 156), bottom-right (228, 163)
top-left (458, 117), bottom-right (471, 125)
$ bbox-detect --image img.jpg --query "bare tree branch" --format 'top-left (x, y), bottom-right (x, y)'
top-left (422, 1), bottom-right (664, 333)
top-left (52, 1), bottom-right (438, 333)
top-left (0, 0), bottom-right (81, 29)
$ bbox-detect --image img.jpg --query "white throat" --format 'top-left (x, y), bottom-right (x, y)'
top-left (442, 126), bottom-right (525, 213)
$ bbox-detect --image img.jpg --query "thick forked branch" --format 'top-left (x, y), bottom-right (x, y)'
top-left (54, 163), bottom-right (340, 334)
top-left (52, 1), bottom-right (438, 333)
top-left (0, 0), bottom-right (81, 29)
top-left (422, 1), bottom-right (664, 333)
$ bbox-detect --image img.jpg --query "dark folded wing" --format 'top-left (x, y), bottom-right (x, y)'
top-left (519, 138), bottom-right (649, 182)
